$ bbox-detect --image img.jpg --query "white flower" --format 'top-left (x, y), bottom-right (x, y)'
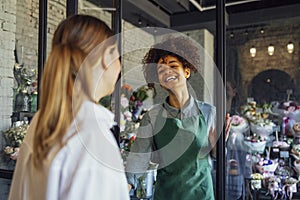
top-left (134, 122), bottom-right (140, 130)
top-left (123, 110), bottom-right (132, 121)
top-left (4, 146), bottom-right (14, 154)
top-left (120, 95), bottom-right (129, 108)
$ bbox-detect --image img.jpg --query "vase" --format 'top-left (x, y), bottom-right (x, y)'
top-left (136, 175), bottom-right (147, 199)
top-left (135, 169), bottom-right (156, 199)
top-left (30, 92), bottom-right (38, 112)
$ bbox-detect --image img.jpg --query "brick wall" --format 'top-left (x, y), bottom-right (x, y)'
top-left (0, 0), bottom-right (16, 134)
top-left (227, 24), bottom-right (300, 107)
top-left (47, 0), bottom-right (66, 55)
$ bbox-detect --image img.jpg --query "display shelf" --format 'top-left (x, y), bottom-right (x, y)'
top-left (252, 188), bottom-right (300, 200)
top-left (11, 111), bottom-right (35, 123)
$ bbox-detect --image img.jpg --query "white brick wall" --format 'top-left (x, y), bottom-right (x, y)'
top-left (0, 0), bottom-right (16, 198)
top-left (0, 0), bottom-right (16, 133)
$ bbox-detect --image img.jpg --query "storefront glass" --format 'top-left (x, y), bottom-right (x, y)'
top-left (1, 1), bottom-right (299, 200)
top-left (225, 1), bottom-right (300, 199)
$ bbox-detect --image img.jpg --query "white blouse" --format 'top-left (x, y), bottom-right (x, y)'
top-left (9, 101), bottom-right (130, 200)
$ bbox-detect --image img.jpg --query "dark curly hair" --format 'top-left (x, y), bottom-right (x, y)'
top-left (142, 35), bottom-right (201, 84)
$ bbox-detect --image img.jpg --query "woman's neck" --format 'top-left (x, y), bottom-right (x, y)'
top-left (168, 88), bottom-right (189, 109)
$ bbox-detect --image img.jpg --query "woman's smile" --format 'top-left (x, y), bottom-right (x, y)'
top-left (165, 75), bottom-right (177, 82)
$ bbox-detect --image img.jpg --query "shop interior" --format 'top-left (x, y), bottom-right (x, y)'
top-left (0, 0), bottom-right (300, 199)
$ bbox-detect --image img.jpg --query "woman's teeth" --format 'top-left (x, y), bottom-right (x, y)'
top-left (166, 76), bottom-right (176, 82)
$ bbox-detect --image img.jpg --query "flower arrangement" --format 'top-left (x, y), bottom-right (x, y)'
top-left (14, 59), bottom-right (38, 92)
top-left (251, 173), bottom-right (263, 190)
top-left (241, 101), bottom-right (272, 122)
top-left (230, 115), bottom-right (249, 133)
top-left (277, 101), bottom-right (300, 112)
top-left (290, 144), bottom-right (300, 160)
top-left (272, 101), bottom-right (300, 136)
top-left (273, 101), bottom-right (300, 121)
top-left (282, 177), bottom-right (298, 200)
top-left (13, 63), bottom-right (38, 112)
top-left (244, 134), bottom-right (267, 153)
top-left (3, 122), bottom-right (29, 160)
top-left (241, 100), bottom-right (276, 137)
top-left (119, 84), bottom-right (150, 158)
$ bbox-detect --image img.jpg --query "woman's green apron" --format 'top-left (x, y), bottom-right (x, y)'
top-left (153, 106), bottom-right (214, 200)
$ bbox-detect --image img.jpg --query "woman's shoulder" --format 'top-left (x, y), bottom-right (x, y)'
top-left (77, 100), bottom-right (115, 127)
top-left (195, 100), bottom-right (216, 113)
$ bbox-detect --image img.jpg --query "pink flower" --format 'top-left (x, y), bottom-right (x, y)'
top-left (288, 106), bottom-right (296, 112)
top-left (231, 115), bottom-right (244, 126)
top-left (10, 148), bottom-right (20, 160)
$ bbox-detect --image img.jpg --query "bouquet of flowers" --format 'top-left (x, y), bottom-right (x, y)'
top-left (14, 63), bottom-right (37, 92)
top-left (272, 101), bottom-right (300, 121)
top-left (266, 176), bottom-right (281, 199)
top-left (244, 134), bottom-right (267, 153)
top-left (282, 177), bottom-right (298, 200)
top-left (251, 173), bottom-right (263, 190)
top-left (290, 144), bottom-right (300, 160)
top-left (119, 84), bottom-right (150, 159)
top-left (272, 101), bottom-right (300, 136)
top-left (3, 122), bottom-right (29, 160)
top-left (250, 119), bottom-right (276, 138)
top-left (230, 115), bottom-right (249, 133)
top-left (241, 100), bottom-right (276, 137)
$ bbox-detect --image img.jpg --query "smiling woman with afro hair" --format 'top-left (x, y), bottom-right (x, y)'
top-left (142, 35), bottom-right (201, 85)
top-left (125, 35), bottom-right (227, 200)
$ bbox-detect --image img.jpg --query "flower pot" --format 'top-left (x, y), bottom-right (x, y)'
top-left (251, 179), bottom-right (262, 190)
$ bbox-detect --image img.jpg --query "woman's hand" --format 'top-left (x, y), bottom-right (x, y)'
top-left (208, 113), bottom-right (231, 158)
top-left (128, 184), bottom-right (132, 191)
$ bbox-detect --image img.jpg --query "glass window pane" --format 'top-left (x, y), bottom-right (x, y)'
top-left (226, 1), bottom-right (300, 199)
top-left (47, 0), bottom-right (66, 56)
top-left (121, 1), bottom-right (219, 199)
top-left (0, 1), bottom-right (66, 199)
top-left (0, 0), bottom-right (43, 199)
top-left (78, 0), bottom-right (112, 28)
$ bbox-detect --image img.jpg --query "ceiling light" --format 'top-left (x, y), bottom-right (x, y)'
top-left (138, 18), bottom-right (142, 25)
top-left (268, 44), bottom-right (275, 56)
top-left (287, 42), bottom-right (294, 54)
top-left (250, 46), bottom-right (256, 57)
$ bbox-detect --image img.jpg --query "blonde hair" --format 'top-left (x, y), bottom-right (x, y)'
top-left (33, 15), bottom-right (115, 168)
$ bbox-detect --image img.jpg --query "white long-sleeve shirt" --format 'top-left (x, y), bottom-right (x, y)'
top-left (9, 101), bottom-right (130, 200)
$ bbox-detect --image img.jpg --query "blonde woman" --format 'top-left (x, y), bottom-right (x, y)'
top-left (9, 15), bottom-right (129, 200)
